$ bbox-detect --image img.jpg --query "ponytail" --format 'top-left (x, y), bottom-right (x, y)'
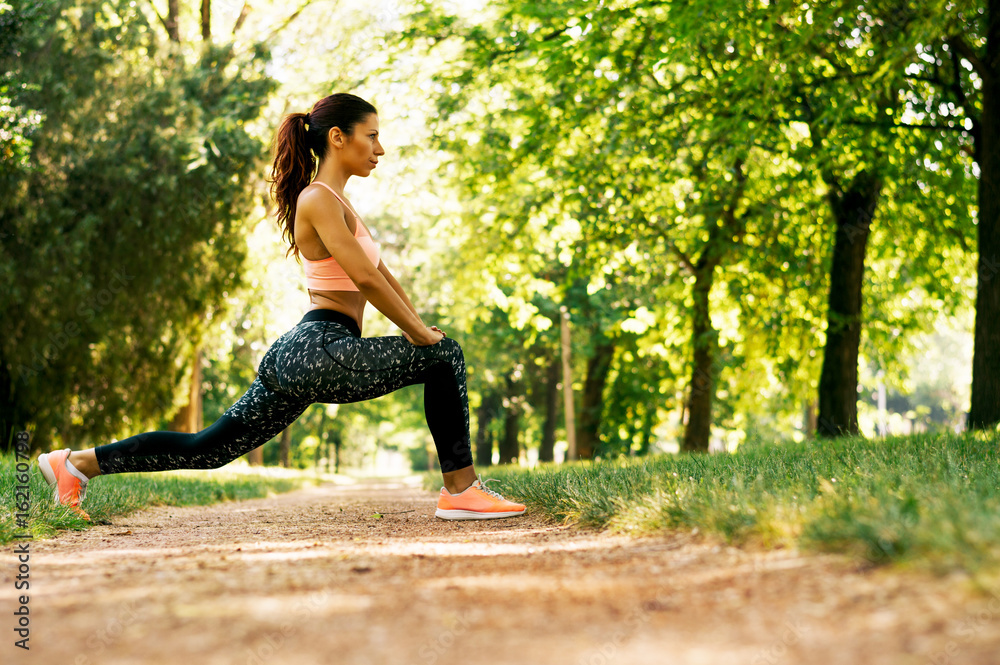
top-left (268, 93), bottom-right (378, 263)
top-left (269, 112), bottom-right (314, 263)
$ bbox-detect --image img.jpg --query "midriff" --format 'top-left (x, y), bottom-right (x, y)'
top-left (307, 292), bottom-right (365, 335)
top-left (295, 215), bottom-right (368, 336)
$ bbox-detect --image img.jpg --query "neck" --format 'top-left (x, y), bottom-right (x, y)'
top-left (314, 159), bottom-right (351, 194)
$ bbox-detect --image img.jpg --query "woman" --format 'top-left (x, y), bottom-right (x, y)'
top-left (36, 93), bottom-right (526, 522)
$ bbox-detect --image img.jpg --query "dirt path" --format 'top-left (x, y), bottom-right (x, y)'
top-left (7, 475), bottom-right (1000, 665)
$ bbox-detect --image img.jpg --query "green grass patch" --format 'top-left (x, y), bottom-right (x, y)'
top-left (426, 432), bottom-right (1000, 584)
top-left (0, 451), bottom-right (320, 546)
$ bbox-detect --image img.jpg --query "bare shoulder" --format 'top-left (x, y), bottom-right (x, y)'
top-left (297, 184), bottom-right (349, 227)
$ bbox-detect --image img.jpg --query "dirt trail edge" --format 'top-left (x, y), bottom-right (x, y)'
top-left (7, 475), bottom-right (1000, 665)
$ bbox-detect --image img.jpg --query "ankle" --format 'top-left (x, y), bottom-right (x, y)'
top-left (442, 464), bottom-right (477, 495)
top-left (68, 451), bottom-right (100, 479)
top-left (444, 482), bottom-right (468, 495)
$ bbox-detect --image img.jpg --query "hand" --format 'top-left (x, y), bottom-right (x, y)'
top-left (403, 326), bottom-right (445, 346)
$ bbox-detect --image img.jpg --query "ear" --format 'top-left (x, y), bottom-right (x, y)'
top-left (327, 126), bottom-right (345, 149)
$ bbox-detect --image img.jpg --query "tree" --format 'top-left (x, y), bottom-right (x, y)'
top-left (0, 0), bottom-right (275, 453)
top-left (398, 0), bottom-right (983, 453)
top-left (398, 1), bottom-right (790, 452)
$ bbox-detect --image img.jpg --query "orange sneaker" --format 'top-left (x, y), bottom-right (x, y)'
top-left (435, 474), bottom-right (526, 520)
top-left (37, 448), bottom-right (91, 520)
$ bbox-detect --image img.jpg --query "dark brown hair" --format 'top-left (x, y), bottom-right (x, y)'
top-left (268, 93), bottom-right (378, 262)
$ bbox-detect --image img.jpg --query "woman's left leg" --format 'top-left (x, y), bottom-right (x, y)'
top-left (300, 330), bottom-right (476, 475)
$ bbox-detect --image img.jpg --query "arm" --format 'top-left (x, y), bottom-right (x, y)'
top-left (377, 260), bottom-right (419, 319)
top-left (300, 189), bottom-right (435, 343)
top-left (379, 259), bottom-right (446, 338)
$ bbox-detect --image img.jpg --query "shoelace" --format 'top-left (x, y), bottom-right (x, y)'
top-left (476, 474), bottom-right (507, 501)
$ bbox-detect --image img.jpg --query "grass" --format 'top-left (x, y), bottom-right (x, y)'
top-left (0, 451), bottom-right (320, 546)
top-left (8, 431), bottom-right (1000, 589)
top-left (425, 431), bottom-right (1000, 587)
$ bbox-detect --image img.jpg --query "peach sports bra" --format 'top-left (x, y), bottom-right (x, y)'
top-left (301, 181), bottom-right (380, 292)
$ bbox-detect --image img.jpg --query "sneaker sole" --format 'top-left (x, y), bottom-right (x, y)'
top-left (435, 508), bottom-right (526, 520)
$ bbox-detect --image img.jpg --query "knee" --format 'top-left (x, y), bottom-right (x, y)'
top-left (438, 336), bottom-right (462, 355)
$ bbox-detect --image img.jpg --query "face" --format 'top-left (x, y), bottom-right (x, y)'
top-left (328, 113), bottom-right (384, 176)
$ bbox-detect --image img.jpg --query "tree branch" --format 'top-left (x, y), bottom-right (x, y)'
top-left (264, 0), bottom-right (316, 43)
top-left (670, 240), bottom-right (696, 274)
top-left (147, 0), bottom-right (171, 38)
top-left (714, 102), bottom-right (971, 133)
top-left (714, 156), bottom-right (751, 252)
top-left (903, 74), bottom-right (944, 85)
top-left (945, 34), bottom-right (993, 84)
top-left (624, 23), bottom-right (653, 81)
top-left (695, 40), bottom-right (722, 80)
top-left (232, 2), bottom-right (251, 36)
top-left (946, 37), bottom-right (980, 125)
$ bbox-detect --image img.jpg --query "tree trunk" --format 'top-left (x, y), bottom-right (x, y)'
top-left (576, 336), bottom-right (616, 459)
top-left (500, 405), bottom-right (520, 465)
top-left (165, 0), bottom-right (180, 42)
top-left (279, 426), bottom-right (291, 467)
top-left (560, 306), bottom-right (577, 460)
top-left (475, 390), bottom-right (500, 466)
top-left (169, 346), bottom-right (202, 433)
top-left (0, 346), bottom-right (22, 455)
top-left (969, 0), bottom-right (1000, 430)
top-left (682, 264), bottom-right (719, 453)
top-left (637, 402), bottom-right (655, 456)
top-left (817, 169), bottom-right (881, 437)
top-left (246, 446), bottom-right (262, 465)
top-left (539, 356), bottom-right (559, 462)
top-left (245, 352), bottom-right (263, 466)
top-left (201, 0), bottom-right (211, 41)
top-left (804, 399), bottom-right (818, 437)
top-left (498, 376), bottom-right (521, 465)
top-left (316, 406), bottom-right (328, 472)
top-left (332, 427), bottom-right (342, 474)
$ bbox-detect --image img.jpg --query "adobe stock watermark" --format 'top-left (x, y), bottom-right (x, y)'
top-left (12, 430), bottom-right (33, 651)
top-left (16, 268), bottom-right (135, 379)
top-left (373, 1), bottom-right (401, 32)
top-left (751, 617), bottom-right (805, 665)
top-left (418, 610), bottom-right (474, 664)
top-left (839, 207), bottom-right (873, 246)
top-left (244, 590), bottom-right (331, 665)
top-left (856, 526), bottom-right (915, 570)
top-left (978, 255), bottom-right (999, 284)
top-left (574, 590), bottom-right (674, 665)
top-left (926, 590), bottom-right (1000, 665)
top-left (74, 600), bottom-right (146, 664)
top-left (688, 346), bottom-right (734, 400)
top-left (874, 4), bottom-right (915, 37)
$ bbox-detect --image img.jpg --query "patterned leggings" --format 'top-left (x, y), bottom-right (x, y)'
top-left (94, 308), bottom-right (474, 475)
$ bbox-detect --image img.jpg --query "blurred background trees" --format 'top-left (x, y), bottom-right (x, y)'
top-left (1, 0), bottom-right (993, 468)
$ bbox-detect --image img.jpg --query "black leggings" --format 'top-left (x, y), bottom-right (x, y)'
top-left (94, 308), bottom-right (474, 475)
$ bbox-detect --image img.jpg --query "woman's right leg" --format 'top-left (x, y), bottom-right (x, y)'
top-left (91, 323), bottom-right (316, 476)
top-left (92, 377), bottom-right (312, 475)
